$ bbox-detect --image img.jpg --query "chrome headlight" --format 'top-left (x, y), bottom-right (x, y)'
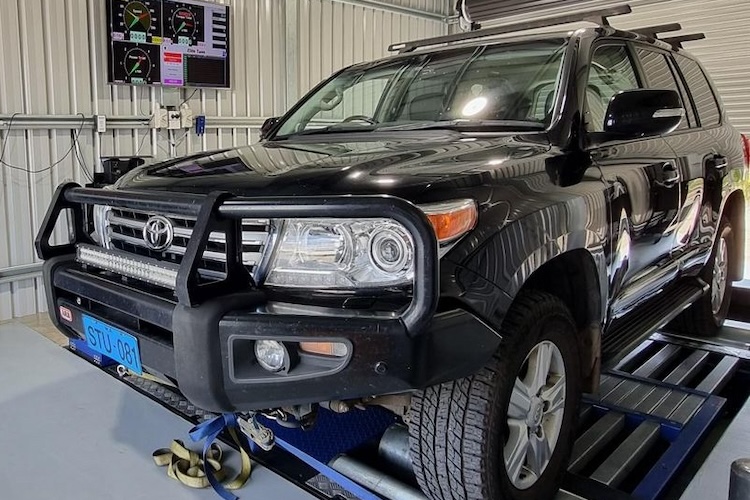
top-left (264, 219), bottom-right (415, 289)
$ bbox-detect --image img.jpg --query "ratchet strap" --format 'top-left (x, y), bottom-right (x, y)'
top-left (187, 413), bottom-right (253, 500)
top-left (240, 415), bottom-right (382, 500)
top-left (152, 414), bottom-right (252, 500)
top-left (191, 413), bottom-right (381, 500)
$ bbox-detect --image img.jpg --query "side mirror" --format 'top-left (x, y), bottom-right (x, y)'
top-left (260, 117), bottom-right (280, 140)
top-left (603, 89), bottom-right (684, 139)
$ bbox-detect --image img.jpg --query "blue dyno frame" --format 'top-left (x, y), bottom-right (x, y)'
top-left (569, 374), bottom-right (726, 500)
top-left (632, 396), bottom-right (724, 500)
top-left (73, 337), bottom-right (726, 500)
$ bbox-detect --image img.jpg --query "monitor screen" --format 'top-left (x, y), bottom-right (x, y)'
top-left (106, 0), bottom-right (230, 88)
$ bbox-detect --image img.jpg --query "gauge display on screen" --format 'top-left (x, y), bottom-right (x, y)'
top-left (113, 0), bottom-right (160, 42)
top-left (106, 0), bottom-right (230, 88)
top-left (111, 42), bottom-right (161, 84)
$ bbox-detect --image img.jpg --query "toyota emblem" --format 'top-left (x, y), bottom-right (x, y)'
top-left (142, 215), bottom-right (174, 251)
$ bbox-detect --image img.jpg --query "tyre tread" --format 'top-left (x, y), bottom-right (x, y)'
top-left (409, 290), bottom-right (578, 500)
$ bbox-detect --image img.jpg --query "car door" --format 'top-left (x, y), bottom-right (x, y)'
top-left (631, 45), bottom-right (711, 272)
top-left (584, 43), bottom-right (682, 318)
top-left (664, 53), bottom-right (729, 274)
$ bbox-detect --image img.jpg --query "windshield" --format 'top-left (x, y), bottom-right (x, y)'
top-left (274, 39), bottom-right (567, 139)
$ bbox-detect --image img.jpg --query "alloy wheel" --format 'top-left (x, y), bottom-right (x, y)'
top-left (711, 236), bottom-right (729, 315)
top-left (504, 340), bottom-right (566, 490)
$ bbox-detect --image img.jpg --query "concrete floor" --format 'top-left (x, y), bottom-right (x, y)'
top-left (681, 395), bottom-right (750, 499)
top-left (0, 321), bottom-right (315, 500)
top-left (3, 314), bottom-right (750, 500)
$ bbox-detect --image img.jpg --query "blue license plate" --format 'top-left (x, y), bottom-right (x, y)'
top-left (82, 315), bottom-right (143, 374)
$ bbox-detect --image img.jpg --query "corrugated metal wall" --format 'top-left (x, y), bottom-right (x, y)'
top-left (0, 0), bottom-right (447, 321)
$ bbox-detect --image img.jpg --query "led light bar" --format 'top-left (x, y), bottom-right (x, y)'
top-left (76, 243), bottom-right (179, 289)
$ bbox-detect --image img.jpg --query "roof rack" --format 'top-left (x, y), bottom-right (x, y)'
top-left (630, 24), bottom-right (706, 48)
top-left (632, 23), bottom-right (682, 38)
top-left (387, 5), bottom-right (632, 53)
top-left (661, 33), bottom-right (707, 48)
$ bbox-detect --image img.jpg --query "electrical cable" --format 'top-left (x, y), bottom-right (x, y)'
top-left (171, 130), bottom-right (190, 148)
top-left (1, 113), bottom-right (88, 176)
top-left (0, 112), bottom-right (20, 168)
top-left (139, 86), bottom-right (152, 117)
top-left (179, 89), bottom-right (199, 108)
top-left (135, 129), bottom-right (151, 157)
top-left (73, 141), bottom-right (94, 182)
top-left (157, 134), bottom-right (172, 157)
top-left (71, 118), bottom-right (95, 182)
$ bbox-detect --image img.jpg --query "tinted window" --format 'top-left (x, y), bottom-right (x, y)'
top-left (586, 45), bottom-right (640, 132)
top-left (636, 48), bottom-right (689, 129)
top-left (675, 54), bottom-right (721, 127)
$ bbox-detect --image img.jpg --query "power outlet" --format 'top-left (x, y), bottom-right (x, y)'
top-left (167, 109), bottom-right (182, 130)
top-left (95, 115), bottom-right (107, 133)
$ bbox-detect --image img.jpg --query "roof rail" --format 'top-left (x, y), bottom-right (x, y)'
top-left (632, 23), bottom-right (682, 38)
top-left (661, 33), bottom-right (706, 48)
top-left (387, 5), bottom-right (632, 53)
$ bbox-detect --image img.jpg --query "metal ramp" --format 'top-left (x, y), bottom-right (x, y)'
top-left (70, 326), bottom-right (749, 500)
top-left (562, 333), bottom-right (742, 500)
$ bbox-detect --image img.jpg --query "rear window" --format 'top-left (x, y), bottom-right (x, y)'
top-left (675, 54), bottom-right (721, 127)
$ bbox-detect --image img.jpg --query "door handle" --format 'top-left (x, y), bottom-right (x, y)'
top-left (659, 163), bottom-right (680, 188)
top-left (710, 154), bottom-right (728, 172)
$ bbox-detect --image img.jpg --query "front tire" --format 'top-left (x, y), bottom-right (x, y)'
top-left (409, 290), bottom-right (581, 500)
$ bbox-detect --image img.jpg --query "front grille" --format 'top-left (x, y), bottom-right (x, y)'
top-left (103, 207), bottom-right (271, 284)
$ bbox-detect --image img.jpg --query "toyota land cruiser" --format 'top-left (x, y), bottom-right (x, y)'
top-left (36, 15), bottom-right (748, 500)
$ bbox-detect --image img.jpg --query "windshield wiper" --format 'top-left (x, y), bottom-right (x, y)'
top-left (377, 119), bottom-right (545, 132)
top-left (276, 123), bottom-right (377, 140)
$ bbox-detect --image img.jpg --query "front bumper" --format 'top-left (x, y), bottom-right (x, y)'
top-left (37, 184), bottom-right (502, 412)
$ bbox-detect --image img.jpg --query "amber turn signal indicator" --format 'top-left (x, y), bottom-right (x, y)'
top-left (299, 342), bottom-right (349, 357)
top-left (421, 199), bottom-right (478, 243)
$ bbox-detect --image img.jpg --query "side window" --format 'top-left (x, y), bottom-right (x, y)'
top-left (675, 54), bottom-right (721, 127)
top-left (636, 48), bottom-right (689, 129)
top-left (586, 45), bottom-right (640, 132)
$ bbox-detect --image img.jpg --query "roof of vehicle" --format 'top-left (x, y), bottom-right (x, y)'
top-left (347, 26), bottom-right (687, 72)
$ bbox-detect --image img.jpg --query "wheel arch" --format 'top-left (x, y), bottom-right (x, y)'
top-left (719, 189), bottom-right (745, 280)
top-left (505, 236), bottom-right (607, 393)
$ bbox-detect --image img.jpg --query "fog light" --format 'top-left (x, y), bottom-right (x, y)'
top-left (299, 341), bottom-right (349, 357)
top-left (255, 340), bottom-right (289, 373)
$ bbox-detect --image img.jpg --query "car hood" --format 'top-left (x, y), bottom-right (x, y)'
top-left (116, 131), bottom-right (551, 200)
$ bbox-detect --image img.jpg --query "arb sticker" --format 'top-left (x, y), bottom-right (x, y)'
top-left (59, 306), bottom-right (73, 323)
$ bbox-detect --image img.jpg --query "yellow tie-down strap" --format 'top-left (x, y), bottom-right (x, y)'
top-left (118, 366), bottom-right (252, 494)
top-left (152, 428), bottom-right (252, 492)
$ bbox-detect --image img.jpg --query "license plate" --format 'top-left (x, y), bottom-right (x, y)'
top-left (82, 315), bottom-right (143, 374)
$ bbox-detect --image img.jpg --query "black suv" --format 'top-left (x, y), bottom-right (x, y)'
top-left (37, 17), bottom-right (748, 500)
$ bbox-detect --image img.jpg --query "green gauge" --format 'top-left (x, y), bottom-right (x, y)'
top-left (123, 1), bottom-right (151, 33)
top-left (124, 47), bottom-right (151, 79)
top-left (171, 8), bottom-right (197, 37)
